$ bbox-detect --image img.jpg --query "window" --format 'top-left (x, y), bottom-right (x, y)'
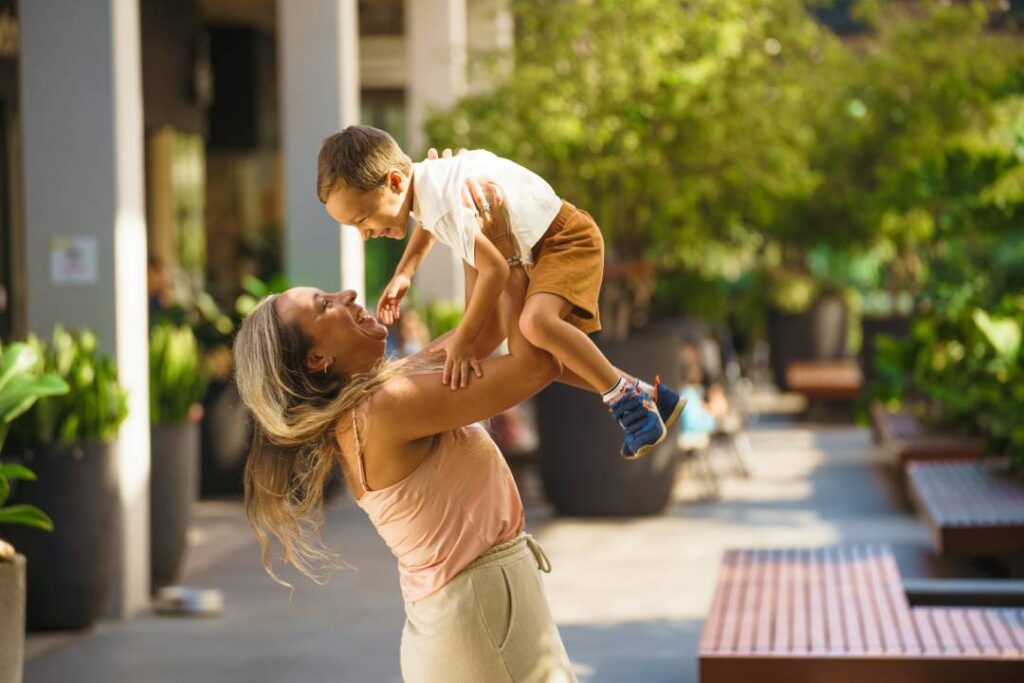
top-left (358, 0), bottom-right (403, 36)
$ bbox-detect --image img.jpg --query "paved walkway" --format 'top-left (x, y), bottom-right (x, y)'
top-left (24, 423), bottom-right (972, 682)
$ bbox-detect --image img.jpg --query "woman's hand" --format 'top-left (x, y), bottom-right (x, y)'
top-left (426, 147), bottom-right (507, 233)
top-left (426, 147), bottom-right (464, 159)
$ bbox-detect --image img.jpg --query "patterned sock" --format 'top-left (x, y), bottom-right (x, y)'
top-left (601, 377), bottom-right (633, 405)
top-left (634, 378), bottom-right (656, 396)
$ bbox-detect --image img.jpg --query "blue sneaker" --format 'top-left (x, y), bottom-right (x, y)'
top-left (609, 383), bottom-right (667, 460)
top-left (650, 376), bottom-right (686, 433)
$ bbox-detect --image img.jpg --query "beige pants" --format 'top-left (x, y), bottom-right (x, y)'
top-left (400, 535), bottom-right (577, 683)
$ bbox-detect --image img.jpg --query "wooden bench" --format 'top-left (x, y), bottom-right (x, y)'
top-left (870, 402), bottom-right (984, 470)
top-left (785, 360), bottom-right (863, 401)
top-left (907, 461), bottom-right (1024, 557)
top-left (699, 545), bottom-right (1024, 681)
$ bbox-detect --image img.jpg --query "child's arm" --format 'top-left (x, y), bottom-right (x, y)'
top-left (377, 227), bottom-right (437, 325)
top-left (434, 226), bottom-right (509, 390)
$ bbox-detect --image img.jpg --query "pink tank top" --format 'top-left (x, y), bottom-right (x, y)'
top-left (351, 415), bottom-right (525, 603)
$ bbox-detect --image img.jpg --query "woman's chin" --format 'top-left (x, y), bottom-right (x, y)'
top-left (363, 318), bottom-right (389, 339)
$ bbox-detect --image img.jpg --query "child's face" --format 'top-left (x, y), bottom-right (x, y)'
top-left (324, 170), bottom-right (413, 241)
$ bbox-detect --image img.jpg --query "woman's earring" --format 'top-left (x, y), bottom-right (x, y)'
top-left (323, 359), bottom-right (334, 376)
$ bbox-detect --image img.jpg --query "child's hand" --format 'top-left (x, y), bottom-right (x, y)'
top-left (378, 273), bottom-right (411, 325)
top-left (437, 332), bottom-right (483, 390)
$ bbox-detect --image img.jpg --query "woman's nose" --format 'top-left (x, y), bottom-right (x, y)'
top-left (340, 290), bottom-right (357, 305)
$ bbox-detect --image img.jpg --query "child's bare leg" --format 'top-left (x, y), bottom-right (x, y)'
top-left (557, 367), bottom-right (640, 394)
top-left (519, 293), bottom-right (619, 393)
top-left (519, 292), bottom-right (685, 460)
top-left (501, 269), bottom-right (560, 375)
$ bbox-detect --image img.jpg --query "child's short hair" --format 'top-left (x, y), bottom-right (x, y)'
top-left (316, 125), bottom-right (413, 202)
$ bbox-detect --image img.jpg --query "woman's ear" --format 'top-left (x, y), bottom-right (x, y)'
top-left (305, 350), bottom-right (328, 374)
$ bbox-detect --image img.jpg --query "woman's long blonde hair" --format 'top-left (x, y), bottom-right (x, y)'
top-left (233, 294), bottom-right (426, 590)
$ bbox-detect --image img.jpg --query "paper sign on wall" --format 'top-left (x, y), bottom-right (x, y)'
top-left (50, 237), bottom-right (98, 286)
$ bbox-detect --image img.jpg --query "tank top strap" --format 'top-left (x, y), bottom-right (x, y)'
top-left (350, 410), bottom-right (370, 491)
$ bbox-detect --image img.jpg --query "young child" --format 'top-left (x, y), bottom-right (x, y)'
top-left (316, 125), bottom-right (684, 459)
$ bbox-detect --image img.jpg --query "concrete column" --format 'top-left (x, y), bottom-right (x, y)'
top-left (405, 0), bottom-right (468, 304)
top-left (279, 0), bottom-right (364, 299)
top-left (20, 0), bottom-right (151, 617)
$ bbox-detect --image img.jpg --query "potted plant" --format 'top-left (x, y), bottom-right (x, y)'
top-left (149, 322), bottom-right (208, 591)
top-left (152, 284), bottom-right (248, 498)
top-left (3, 326), bottom-right (128, 631)
top-left (0, 341), bottom-right (66, 682)
top-left (537, 330), bottom-right (683, 516)
top-left (761, 268), bottom-right (856, 391)
top-left (164, 288), bottom-right (246, 498)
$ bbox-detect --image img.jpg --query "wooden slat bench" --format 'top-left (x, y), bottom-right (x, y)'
top-left (699, 545), bottom-right (1024, 682)
top-left (785, 360), bottom-right (863, 401)
top-left (907, 461), bottom-right (1024, 557)
top-left (870, 403), bottom-right (984, 470)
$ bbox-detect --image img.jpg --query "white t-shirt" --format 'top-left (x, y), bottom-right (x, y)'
top-left (411, 150), bottom-right (562, 268)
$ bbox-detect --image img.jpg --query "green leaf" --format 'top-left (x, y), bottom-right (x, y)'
top-left (0, 344), bottom-right (41, 392)
top-left (973, 309), bottom-right (1022, 361)
top-left (0, 505), bottom-right (54, 531)
top-left (241, 275), bottom-right (270, 298)
top-left (0, 464), bottom-right (37, 482)
top-left (0, 374), bottom-right (70, 424)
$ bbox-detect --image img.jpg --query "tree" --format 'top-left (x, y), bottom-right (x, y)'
top-left (427, 0), bottom-right (833, 272)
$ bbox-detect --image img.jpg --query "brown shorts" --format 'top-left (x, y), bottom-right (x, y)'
top-left (484, 200), bottom-right (604, 335)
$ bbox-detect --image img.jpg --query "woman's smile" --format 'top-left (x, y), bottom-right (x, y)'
top-left (351, 303), bottom-right (388, 338)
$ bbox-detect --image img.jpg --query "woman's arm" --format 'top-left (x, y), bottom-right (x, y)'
top-left (373, 268), bottom-right (561, 442)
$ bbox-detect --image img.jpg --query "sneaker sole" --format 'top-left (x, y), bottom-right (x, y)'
top-left (620, 419), bottom-right (670, 461)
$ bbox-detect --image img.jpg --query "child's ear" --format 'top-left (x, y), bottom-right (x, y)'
top-left (388, 170), bottom-right (405, 194)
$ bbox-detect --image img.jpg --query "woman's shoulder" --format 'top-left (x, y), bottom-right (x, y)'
top-left (336, 377), bottom-right (427, 441)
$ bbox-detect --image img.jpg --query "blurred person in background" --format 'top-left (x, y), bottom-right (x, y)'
top-left (678, 340), bottom-right (731, 436)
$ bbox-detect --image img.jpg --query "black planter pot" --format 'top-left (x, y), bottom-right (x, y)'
top-left (4, 442), bottom-right (119, 631)
top-left (150, 420), bottom-right (200, 592)
top-left (0, 554), bottom-right (26, 683)
top-left (767, 294), bottom-right (848, 390)
top-left (538, 333), bottom-right (680, 516)
top-left (200, 379), bottom-right (251, 497)
top-left (860, 315), bottom-right (912, 386)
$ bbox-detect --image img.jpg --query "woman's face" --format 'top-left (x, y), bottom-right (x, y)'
top-left (275, 287), bottom-right (388, 376)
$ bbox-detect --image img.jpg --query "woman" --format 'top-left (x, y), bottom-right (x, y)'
top-left (232, 183), bottom-right (576, 682)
